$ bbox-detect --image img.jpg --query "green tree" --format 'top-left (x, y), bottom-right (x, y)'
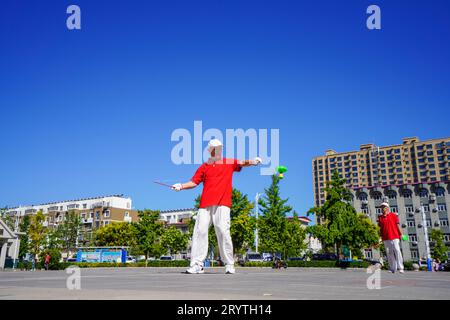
top-left (46, 229), bottom-right (62, 249)
top-left (28, 210), bottom-right (48, 260)
top-left (94, 222), bottom-right (137, 247)
top-left (133, 210), bottom-right (165, 264)
top-left (351, 213), bottom-right (380, 258)
top-left (161, 226), bottom-right (189, 256)
top-left (307, 170), bottom-right (379, 258)
top-left (18, 215), bottom-right (31, 259)
top-left (284, 211), bottom-right (308, 258)
top-left (55, 211), bottom-right (82, 255)
top-left (430, 229), bottom-right (449, 262)
top-left (1, 207), bottom-right (16, 230)
top-left (258, 175), bottom-right (292, 259)
top-left (230, 189), bottom-right (256, 256)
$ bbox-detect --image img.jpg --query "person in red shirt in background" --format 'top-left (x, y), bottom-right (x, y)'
top-left (44, 253), bottom-right (51, 271)
top-left (172, 139), bottom-right (262, 274)
top-left (377, 202), bottom-right (405, 274)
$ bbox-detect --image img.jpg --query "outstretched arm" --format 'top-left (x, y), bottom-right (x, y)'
top-left (239, 157), bottom-right (262, 167)
top-left (172, 181), bottom-right (197, 191)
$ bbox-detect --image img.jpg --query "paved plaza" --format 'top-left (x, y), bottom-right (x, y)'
top-left (0, 267), bottom-right (449, 300)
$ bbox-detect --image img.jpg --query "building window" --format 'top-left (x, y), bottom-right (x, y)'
top-left (376, 208), bottom-right (382, 215)
top-left (81, 213), bottom-right (86, 219)
top-left (96, 212), bottom-right (100, 220)
top-left (104, 210), bottom-right (110, 218)
top-left (362, 208), bottom-right (369, 214)
top-left (387, 191), bottom-right (397, 200)
top-left (403, 190), bottom-right (412, 199)
top-left (438, 204), bottom-right (447, 212)
top-left (435, 188), bottom-right (445, 197)
top-left (372, 192), bottom-right (382, 200)
top-left (419, 189), bottom-right (428, 198)
top-left (83, 203), bottom-right (87, 209)
top-left (104, 221), bottom-right (110, 226)
top-left (90, 212), bottom-right (94, 218)
top-left (358, 193), bottom-right (368, 201)
top-left (405, 206), bottom-right (414, 213)
top-left (426, 219), bottom-right (432, 227)
top-left (364, 250), bottom-right (373, 259)
top-left (411, 250), bottom-right (419, 259)
top-left (391, 206), bottom-right (398, 213)
top-left (439, 219), bottom-right (449, 227)
top-left (409, 234), bottom-right (417, 242)
top-left (444, 234), bottom-right (450, 242)
top-left (407, 220), bottom-right (416, 227)
top-left (423, 204), bottom-right (430, 212)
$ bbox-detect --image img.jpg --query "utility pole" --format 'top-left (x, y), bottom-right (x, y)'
top-left (420, 202), bottom-right (432, 271)
top-left (254, 193), bottom-right (260, 253)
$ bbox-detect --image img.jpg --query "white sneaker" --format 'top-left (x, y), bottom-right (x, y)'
top-left (185, 265), bottom-right (204, 274)
top-left (399, 270), bottom-right (405, 274)
top-left (225, 265), bottom-right (235, 274)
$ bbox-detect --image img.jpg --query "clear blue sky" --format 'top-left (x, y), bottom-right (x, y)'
top-left (1, 0), bottom-right (449, 220)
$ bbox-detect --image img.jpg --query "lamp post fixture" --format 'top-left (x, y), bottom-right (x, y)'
top-left (420, 202), bottom-right (432, 271)
top-left (254, 193), bottom-right (261, 253)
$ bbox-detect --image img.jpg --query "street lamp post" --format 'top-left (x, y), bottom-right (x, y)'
top-left (12, 211), bottom-right (21, 270)
top-left (254, 193), bottom-right (260, 253)
top-left (420, 202), bottom-right (432, 271)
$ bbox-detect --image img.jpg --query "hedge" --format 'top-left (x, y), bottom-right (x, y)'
top-left (17, 259), bottom-right (436, 271)
top-left (244, 260), bottom-right (371, 268)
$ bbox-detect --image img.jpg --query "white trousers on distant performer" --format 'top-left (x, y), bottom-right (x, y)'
top-left (190, 205), bottom-right (234, 267)
top-left (384, 239), bottom-right (404, 272)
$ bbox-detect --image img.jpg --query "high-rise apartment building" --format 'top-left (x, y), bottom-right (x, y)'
top-left (312, 137), bottom-right (450, 261)
top-left (313, 137), bottom-right (450, 208)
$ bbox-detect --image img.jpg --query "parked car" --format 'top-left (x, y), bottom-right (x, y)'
top-left (288, 257), bottom-right (305, 261)
top-left (262, 252), bottom-right (282, 261)
top-left (245, 252), bottom-right (264, 263)
top-left (159, 256), bottom-right (173, 261)
top-left (312, 252), bottom-right (338, 261)
top-left (262, 253), bottom-right (273, 262)
top-left (126, 256), bottom-right (136, 263)
top-left (66, 258), bottom-right (77, 263)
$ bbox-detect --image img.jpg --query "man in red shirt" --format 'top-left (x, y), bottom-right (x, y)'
top-left (172, 139), bottom-right (262, 274)
top-left (377, 202), bottom-right (405, 273)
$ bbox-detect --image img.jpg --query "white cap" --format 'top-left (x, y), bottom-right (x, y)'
top-left (207, 139), bottom-right (223, 152)
top-left (380, 202), bottom-right (389, 208)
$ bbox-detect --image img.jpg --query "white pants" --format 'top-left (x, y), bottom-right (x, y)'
top-left (384, 239), bottom-right (404, 272)
top-left (190, 205), bottom-right (234, 267)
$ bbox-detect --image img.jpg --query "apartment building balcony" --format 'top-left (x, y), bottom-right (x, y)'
top-left (90, 201), bottom-right (110, 209)
top-left (25, 209), bottom-right (37, 214)
top-left (48, 206), bottom-right (59, 213)
top-left (82, 217), bottom-right (94, 224)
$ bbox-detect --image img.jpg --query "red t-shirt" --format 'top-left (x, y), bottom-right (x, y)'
top-left (191, 158), bottom-right (242, 208)
top-left (378, 212), bottom-right (401, 241)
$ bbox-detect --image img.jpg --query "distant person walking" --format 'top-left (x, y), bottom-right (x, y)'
top-left (44, 253), bottom-right (51, 271)
top-left (377, 202), bottom-right (405, 274)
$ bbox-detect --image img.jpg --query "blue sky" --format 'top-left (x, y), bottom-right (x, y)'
top-left (1, 0), bottom-right (449, 220)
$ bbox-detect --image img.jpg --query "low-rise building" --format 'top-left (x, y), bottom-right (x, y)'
top-left (5, 194), bottom-right (138, 245)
